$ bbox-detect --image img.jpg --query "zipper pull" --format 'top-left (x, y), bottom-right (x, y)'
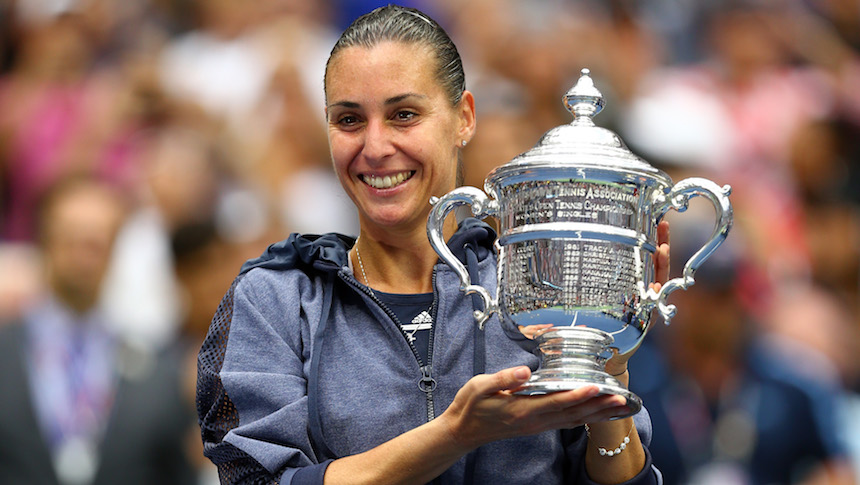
top-left (418, 365), bottom-right (437, 393)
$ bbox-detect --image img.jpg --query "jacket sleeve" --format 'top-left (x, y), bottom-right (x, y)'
top-left (566, 406), bottom-right (664, 485)
top-left (197, 273), bottom-right (331, 485)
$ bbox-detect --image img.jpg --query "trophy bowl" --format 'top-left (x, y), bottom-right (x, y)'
top-left (427, 69), bottom-right (733, 415)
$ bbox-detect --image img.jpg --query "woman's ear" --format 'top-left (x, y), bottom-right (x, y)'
top-left (457, 90), bottom-right (477, 145)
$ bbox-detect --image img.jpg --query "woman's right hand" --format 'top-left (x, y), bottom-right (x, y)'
top-left (438, 366), bottom-right (631, 450)
top-left (326, 366), bottom-right (638, 484)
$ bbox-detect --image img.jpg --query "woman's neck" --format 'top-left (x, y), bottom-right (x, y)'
top-left (354, 217), bottom-right (458, 294)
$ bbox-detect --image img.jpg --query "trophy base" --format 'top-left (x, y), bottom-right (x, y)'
top-left (514, 327), bottom-right (642, 418)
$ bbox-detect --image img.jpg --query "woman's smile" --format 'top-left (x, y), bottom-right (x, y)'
top-left (360, 170), bottom-right (416, 190)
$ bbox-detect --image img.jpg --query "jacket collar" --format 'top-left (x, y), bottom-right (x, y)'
top-left (239, 218), bottom-right (497, 276)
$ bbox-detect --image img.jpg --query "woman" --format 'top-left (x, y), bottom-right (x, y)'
top-left (197, 5), bottom-right (669, 484)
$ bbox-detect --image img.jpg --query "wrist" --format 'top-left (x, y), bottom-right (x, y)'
top-left (585, 422), bottom-right (634, 457)
top-left (435, 410), bottom-right (482, 454)
top-left (605, 365), bottom-right (629, 388)
top-left (604, 353), bottom-right (630, 378)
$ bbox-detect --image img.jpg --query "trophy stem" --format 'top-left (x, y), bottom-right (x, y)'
top-left (515, 327), bottom-right (642, 417)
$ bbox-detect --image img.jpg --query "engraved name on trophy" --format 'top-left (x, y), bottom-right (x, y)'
top-left (427, 69), bottom-right (733, 415)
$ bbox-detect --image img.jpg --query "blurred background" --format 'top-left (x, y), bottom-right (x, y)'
top-left (0, 0), bottom-right (858, 484)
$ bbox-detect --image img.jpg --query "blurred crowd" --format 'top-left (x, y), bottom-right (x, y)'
top-left (0, 0), bottom-right (858, 484)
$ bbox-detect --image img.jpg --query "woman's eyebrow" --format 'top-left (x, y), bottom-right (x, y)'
top-left (327, 93), bottom-right (427, 110)
top-left (385, 93), bottom-right (427, 105)
top-left (327, 100), bottom-right (360, 110)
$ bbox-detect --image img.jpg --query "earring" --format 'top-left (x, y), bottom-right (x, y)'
top-left (461, 140), bottom-right (468, 147)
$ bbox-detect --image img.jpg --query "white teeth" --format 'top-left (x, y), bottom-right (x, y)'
top-left (363, 171), bottom-right (413, 189)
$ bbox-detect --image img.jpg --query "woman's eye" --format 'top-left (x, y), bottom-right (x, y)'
top-left (338, 115), bottom-right (359, 126)
top-left (394, 111), bottom-right (416, 122)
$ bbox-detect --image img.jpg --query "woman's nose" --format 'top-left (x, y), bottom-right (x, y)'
top-left (361, 119), bottom-right (396, 161)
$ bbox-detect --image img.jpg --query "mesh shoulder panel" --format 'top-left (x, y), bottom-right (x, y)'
top-left (197, 278), bottom-right (279, 485)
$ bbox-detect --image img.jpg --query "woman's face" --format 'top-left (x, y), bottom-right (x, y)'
top-left (325, 42), bottom-right (475, 233)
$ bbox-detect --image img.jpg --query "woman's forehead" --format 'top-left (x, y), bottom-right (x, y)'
top-left (326, 42), bottom-right (439, 96)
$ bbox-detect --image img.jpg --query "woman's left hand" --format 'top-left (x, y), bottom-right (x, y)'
top-left (604, 220), bottom-right (670, 376)
top-left (517, 324), bottom-right (554, 340)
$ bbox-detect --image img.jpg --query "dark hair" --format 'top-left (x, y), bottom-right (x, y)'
top-left (324, 5), bottom-right (465, 106)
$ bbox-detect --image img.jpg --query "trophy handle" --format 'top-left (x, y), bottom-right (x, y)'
top-left (640, 177), bottom-right (733, 325)
top-left (427, 187), bottom-right (500, 329)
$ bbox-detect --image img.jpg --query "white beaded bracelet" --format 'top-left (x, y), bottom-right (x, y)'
top-left (584, 423), bottom-right (634, 457)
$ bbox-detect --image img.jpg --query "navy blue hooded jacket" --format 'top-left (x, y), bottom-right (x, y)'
top-left (197, 219), bottom-right (661, 484)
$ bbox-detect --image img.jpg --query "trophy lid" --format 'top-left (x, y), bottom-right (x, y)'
top-left (486, 69), bottom-right (669, 187)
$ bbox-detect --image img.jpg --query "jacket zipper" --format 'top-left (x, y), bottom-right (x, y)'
top-left (423, 271), bottom-right (439, 421)
top-left (341, 270), bottom-right (438, 421)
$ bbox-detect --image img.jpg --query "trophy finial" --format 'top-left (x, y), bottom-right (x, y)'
top-left (563, 68), bottom-right (605, 122)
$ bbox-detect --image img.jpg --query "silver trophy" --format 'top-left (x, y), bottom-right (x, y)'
top-left (427, 69), bottom-right (733, 414)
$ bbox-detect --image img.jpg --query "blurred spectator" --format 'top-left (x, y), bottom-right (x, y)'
top-left (248, 16), bottom-right (358, 235)
top-left (99, 125), bottom-right (219, 350)
top-left (765, 283), bottom-right (859, 394)
top-left (157, 0), bottom-right (272, 127)
top-left (599, 4), bottom-right (667, 109)
top-left (445, 0), bottom-right (590, 133)
top-left (786, 118), bottom-right (860, 314)
top-left (629, 219), bottom-right (855, 485)
top-left (157, 1), bottom-right (361, 236)
top-left (620, 2), bottom-right (860, 296)
top-left (170, 220), bottom-right (247, 485)
top-left (0, 12), bottom-right (131, 241)
top-left (765, 283), bottom-right (860, 485)
top-left (787, 119), bottom-right (860, 207)
top-left (798, 201), bottom-right (860, 309)
top-left (0, 175), bottom-right (196, 485)
top-left (462, 109), bottom-right (541, 190)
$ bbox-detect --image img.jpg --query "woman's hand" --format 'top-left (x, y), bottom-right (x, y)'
top-left (438, 366), bottom-right (630, 450)
top-left (517, 324), bottom-right (553, 339)
top-left (652, 220), bottom-right (671, 289)
top-left (326, 365), bottom-right (631, 485)
top-left (604, 220), bottom-right (670, 376)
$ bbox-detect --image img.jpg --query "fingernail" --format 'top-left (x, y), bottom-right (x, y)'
top-left (514, 367), bottom-right (529, 380)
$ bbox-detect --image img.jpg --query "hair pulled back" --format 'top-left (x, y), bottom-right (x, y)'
top-left (324, 5), bottom-right (465, 106)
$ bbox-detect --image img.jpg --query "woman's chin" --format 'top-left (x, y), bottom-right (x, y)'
top-left (362, 204), bottom-right (428, 231)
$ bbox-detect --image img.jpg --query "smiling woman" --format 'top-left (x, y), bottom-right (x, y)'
top-left (196, 5), bottom-right (666, 485)
top-left (324, 40), bottom-right (474, 262)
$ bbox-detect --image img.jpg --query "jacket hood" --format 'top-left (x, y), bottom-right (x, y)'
top-left (239, 218), bottom-right (497, 276)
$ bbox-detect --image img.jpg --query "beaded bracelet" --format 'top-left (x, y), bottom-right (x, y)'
top-left (584, 423), bottom-right (634, 457)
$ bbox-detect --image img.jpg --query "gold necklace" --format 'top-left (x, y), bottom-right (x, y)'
top-left (353, 239), bottom-right (375, 298)
top-left (353, 239), bottom-right (433, 341)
